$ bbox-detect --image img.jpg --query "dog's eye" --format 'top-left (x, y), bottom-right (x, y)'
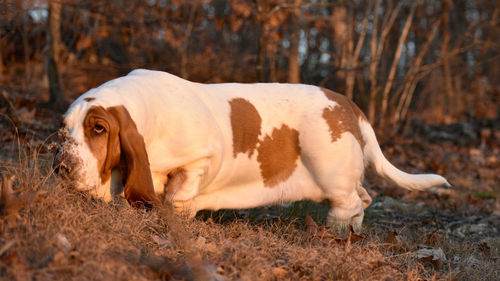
top-left (93, 124), bottom-right (105, 134)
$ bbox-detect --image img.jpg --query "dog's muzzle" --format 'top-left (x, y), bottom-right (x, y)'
top-left (53, 150), bottom-right (76, 177)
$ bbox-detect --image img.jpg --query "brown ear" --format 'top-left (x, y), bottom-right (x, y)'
top-left (107, 106), bottom-right (158, 208)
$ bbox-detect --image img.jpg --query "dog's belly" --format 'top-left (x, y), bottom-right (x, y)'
top-left (196, 155), bottom-right (324, 211)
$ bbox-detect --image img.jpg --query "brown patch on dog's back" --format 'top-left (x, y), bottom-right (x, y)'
top-left (84, 97), bottom-right (95, 102)
top-left (257, 125), bottom-right (301, 187)
top-left (229, 98), bottom-right (262, 158)
top-left (320, 88), bottom-right (365, 147)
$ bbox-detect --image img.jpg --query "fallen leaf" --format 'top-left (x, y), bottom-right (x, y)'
top-left (272, 267), bottom-right (289, 278)
top-left (385, 230), bottom-right (410, 251)
top-left (313, 231), bottom-right (345, 244)
top-left (326, 236), bottom-right (348, 246)
top-left (386, 231), bottom-right (399, 244)
top-left (304, 222), bottom-right (343, 244)
top-left (478, 241), bottom-right (491, 257)
top-left (50, 251), bottom-right (67, 267)
top-left (425, 230), bottom-right (442, 246)
top-left (348, 225), bottom-right (366, 243)
top-left (56, 233), bottom-right (72, 255)
top-left (0, 175), bottom-right (43, 227)
top-left (420, 255), bottom-right (442, 270)
top-left (1, 175), bottom-right (24, 226)
top-left (305, 213), bottom-right (318, 237)
top-left (1, 252), bottom-right (30, 281)
top-left (461, 255), bottom-right (481, 268)
top-left (415, 247), bottom-right (446, 270)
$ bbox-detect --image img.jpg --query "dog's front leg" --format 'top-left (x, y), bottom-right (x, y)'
top-left (168, 158), bottom-right (211, 217)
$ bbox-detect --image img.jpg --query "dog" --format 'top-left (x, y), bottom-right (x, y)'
top-left (54, 69), bottom-right (449, 231)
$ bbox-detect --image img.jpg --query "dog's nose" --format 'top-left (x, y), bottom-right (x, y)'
top-left (53, 151), bottom-right (71, 175)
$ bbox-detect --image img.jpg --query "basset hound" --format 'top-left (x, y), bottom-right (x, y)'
top-left (55, 69), bottom-right (449, 231)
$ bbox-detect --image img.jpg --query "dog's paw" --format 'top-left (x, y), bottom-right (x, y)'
top-left (172, 199), bottom-right (197, 218)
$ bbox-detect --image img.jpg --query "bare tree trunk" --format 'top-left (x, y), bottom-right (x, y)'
top-left (331, 4), bottom-right (348, 88)
top-left (256, 0), bottom-right (269, 82)
top-left (368, 0), bottom-right (403, 124)
top-left (287, 0), bottom-right (301, 83)
top-left (15, 0), bottom-right (30, 83)
top-left (380, 0), bottom-right (418, 125)
top-left (269, 50), bottom-right (278, 81)
top-left (180, 0), bottom-right (200, 79)
top-left (0, 40), bottom-right (4, 78)
top-left (257, 32), bottom-right (267, 82)
top-left (395, 17), bottom-right (441, 124)
top-left (21, 19), bottom-right (30, 83)
top-left (474, 3), bottom-right (499, 80)
top-left (47, 1), bottom-right (67, 111)
top-left (343, 11), bottom-right (354, 98)
top-left (440, 0), bottom-right (453, 117)
top-left (345, 5), bottom-right (369, 100)
top-left (368, 0), bottom-right (381, 124)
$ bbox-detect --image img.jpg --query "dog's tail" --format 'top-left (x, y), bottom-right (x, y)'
top-left (358, 118), bottom-right (450, 191)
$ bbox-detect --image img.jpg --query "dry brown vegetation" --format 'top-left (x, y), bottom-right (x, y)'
top-left (0, 156), bottom-right (496, 280)
top-left (1, 0), bottom-right (500, 280)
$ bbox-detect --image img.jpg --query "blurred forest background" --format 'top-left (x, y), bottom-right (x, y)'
top-left (1, 0), bottom-right (499, 130)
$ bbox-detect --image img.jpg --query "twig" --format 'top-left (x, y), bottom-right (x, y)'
top-left (393, 17), bottom-right (441, 124)
top-left (368, 0), bottom-right (382, 122)
top-left (0, 240), bottom-right (16, 257)
top-left (0, 91), bottom-right (20, 125)
top-left (380, 0), bottom-right (418, 124)
top-left (378, 220), bottom-right (404, 226)
top-left (368, 0), bottom-right (403, 123)
top-left (345, 1), bottom-right (371, 99)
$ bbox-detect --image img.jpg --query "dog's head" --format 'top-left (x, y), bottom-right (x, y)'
top-left (54, 96), bottom-right (157, 208)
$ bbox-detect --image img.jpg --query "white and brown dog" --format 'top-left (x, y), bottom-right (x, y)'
top-left (55, 69), bottom-right (449, 231)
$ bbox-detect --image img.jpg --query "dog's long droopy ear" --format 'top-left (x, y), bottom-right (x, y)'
top-left (107, 106), bottom-right (158, 208)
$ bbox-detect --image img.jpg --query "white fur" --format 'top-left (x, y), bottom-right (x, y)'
top-left (63, 69), bottom-right (448, 230)
top-left (63, 102), bottom-right (101, 193)
top-left (359, 119), bottom-right (450, 190)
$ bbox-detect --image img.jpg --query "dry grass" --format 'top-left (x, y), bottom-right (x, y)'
top-left (0, 144), bottom-right (498, 281)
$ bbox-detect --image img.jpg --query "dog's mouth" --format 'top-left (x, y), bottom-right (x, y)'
top-left (52, 145), bottom-right (82, 182)
top-left (53, 153), bottom-right (80, 181)
top-left (52, 129), bottom-right (83, 180)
